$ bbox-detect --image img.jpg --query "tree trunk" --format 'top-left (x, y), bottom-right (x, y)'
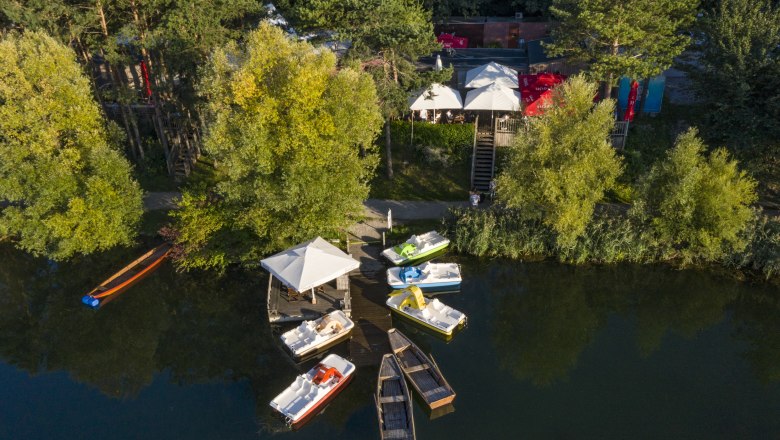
top-left (384, 119), bottom-right (393, 179)
top-left (603, 72), bottom-right (613, 100)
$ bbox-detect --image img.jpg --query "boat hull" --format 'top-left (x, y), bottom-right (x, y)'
top-left (388, 307), bottom-right (464, 338)
top-left (286, 329), bottom-right (353, 362)
top-left (385, 243), bottom-right (450, 266)
top-left (289, 372), bottom-right (354, 429)
top-left (388, 280), bottom-right (461, 289)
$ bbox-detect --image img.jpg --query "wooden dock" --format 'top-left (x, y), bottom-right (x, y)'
top-left (347, 220), bottom-right (393, 367)
top-left (267, 276), bottom-right (348, 323)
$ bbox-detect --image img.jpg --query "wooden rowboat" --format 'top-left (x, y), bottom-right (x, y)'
top-left (81, 243), bottom-right (172, 308)
top-left (387, 328), bottom-right (455, 410)
top-left (376, 354), bottom-right (415, 440)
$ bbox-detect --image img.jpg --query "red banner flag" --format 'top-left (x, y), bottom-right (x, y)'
top-left (624, 80), bottom-right (639, 122)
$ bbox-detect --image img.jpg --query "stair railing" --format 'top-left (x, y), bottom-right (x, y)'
top-left (470, 115), bottom-right (479, 190)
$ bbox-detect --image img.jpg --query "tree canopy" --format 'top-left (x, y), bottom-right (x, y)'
top-left (172, 23), bottom-right (383, 271)
top-left (546, 0), bottom-right (697, 98)
top-left (687, 0), bottom-right (780, 146)
top-left (0, 31), bottom-right (143, 260)
top-left (632, 128), bottom-right (757, 263)
top-left (496, 75), bottom-right (622, 247)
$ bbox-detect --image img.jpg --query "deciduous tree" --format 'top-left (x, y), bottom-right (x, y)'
top-left (686, 0), bottom-right (780, 146)
top-left (172, 24), bottom-right (383, 271)
top-left (0, 31), bottom-right (143, 260)
top-left (546, 0), bottom-right (697, 99)
top-left (496, 75), bottom-right (622, 247)
top-left (632, 128), bottom-right (757, 263)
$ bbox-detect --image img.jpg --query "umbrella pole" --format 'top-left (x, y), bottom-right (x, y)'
top-left (411, 116), bottom-right (414, 146)
top-left (311, 287), bottom-right (316, 305)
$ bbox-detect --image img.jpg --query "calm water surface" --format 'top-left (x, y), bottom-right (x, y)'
top-left (1, 243), bottom-right (779, 439)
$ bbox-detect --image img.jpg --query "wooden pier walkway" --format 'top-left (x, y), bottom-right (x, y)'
top-left (347, 220), bottom-right (392, 367)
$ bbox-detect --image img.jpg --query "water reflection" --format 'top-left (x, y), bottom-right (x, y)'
top-left (1, 244), bottom-right (778, 438)
top-left (489, 261), bottom-right (780, 386)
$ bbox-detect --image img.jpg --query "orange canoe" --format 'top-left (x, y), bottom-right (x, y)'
top-left (82, 244), bottom-right (172, 307)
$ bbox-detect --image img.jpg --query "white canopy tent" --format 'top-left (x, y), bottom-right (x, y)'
top-left (261, 237), bottom-right (359, 304)
top-left (409, 83), bottom-right (463, 114)
top-left (463, 82), bottom-right (522, 112)
top-left (464, 61), bottom-right (519, 89)
top-left (408, 83), bottom-right (463, 143)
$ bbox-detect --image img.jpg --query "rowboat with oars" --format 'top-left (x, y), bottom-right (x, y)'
top-left (81, 243), bottom-right (172, 308)
top-left (376, 354), bottom-right (415, 440)
top-left (387, 328), bottom-right (455, 410)
top-left (270, 354), bottom-right (355, 428)
top-left (381, 231), bottom-right (450, 266)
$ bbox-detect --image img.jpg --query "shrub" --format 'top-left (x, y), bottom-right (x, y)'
top-left (391, 120), bottom-right (474, 164)
top-left (632, 128), bottom-right (757, 264)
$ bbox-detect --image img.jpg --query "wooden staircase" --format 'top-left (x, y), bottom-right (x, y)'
top-left (471, 122), bottom-right (496, 192)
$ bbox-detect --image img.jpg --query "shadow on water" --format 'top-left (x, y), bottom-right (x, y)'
top-left (1, 244), bottom-right (779, 438)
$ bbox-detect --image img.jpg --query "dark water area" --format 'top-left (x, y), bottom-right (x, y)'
top-left (1, 243), bottom-right (779, 439)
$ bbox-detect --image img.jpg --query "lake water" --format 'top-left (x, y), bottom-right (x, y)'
top-left (1, 243), bottom-right (779, 439)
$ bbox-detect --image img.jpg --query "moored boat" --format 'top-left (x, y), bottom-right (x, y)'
top-left (376, 354), bottom-right (415, 440)
top-left (280, 310), bottom-right (355, 361)
top-left (387, 328), bottom-right (455, 410)
top-left (270, 354), bottom-right (355, 428)
top-left (381, 231), bottom-right (450, 266)
top-left (386, 286), bottom-right (466, 337)
top-left (387, 262), bottom-right (462, 289)
top-left (81, 243), bottom-right (172, 308)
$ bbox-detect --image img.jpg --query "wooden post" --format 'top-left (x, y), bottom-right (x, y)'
top-left (382, 231), bottom-right (386, 248)
top-left (267, 273), bottom-right (275, 316)
top-left (387, 209), bottom-right (393, 232)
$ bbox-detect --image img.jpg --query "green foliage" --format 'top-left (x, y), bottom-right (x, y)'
top-left (447, 207), bottom-right (650, 264)
top-left (497, 75), bottom-right (623, 247)
top-left (0, 31), bottom-right (143, 260)
top-left (394, 120), bottom-right (474, 164)
top-left (687, 0), bottom-right (780, 146)
top-left (726, 213), bottom-right (780, 280)
top-left (172, 24), bottom-right (383, 271)
top-left (632, 128), bottom-right (758, 263)
top-left (547, 0), bottom-right (697, 92)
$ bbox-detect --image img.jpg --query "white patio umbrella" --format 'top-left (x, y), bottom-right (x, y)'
top-left (408, 83), bottom-right (463, 143)
top-left (464, 61), bottom-right (519, 89)
top-left (261, 237), bottom-right (359, 304)
top-left (463, 82), bottom-right (522, 122)
top-left (434, 54), bottom-right (443, 71)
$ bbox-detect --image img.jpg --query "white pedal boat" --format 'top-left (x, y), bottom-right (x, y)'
top-left (381, 231), bottom-right (450, 266)
top-left (387, 262), bottom-right (462, 289)
top-left (386, 286), bottom-right (466, 337)
top-left (280, 310), bottom-right (355, 361)
top-left (269, 354), bottom-right (356, 428)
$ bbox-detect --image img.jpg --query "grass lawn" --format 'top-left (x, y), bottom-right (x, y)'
top-left (370, 121), bottom-right (473, 201)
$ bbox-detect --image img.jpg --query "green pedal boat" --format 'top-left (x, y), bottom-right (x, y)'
top-left (381, 231), bottom-right (450, 266)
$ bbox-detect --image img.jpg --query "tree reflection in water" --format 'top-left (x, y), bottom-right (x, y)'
top-left (490, 260), bottom-right (780, 386)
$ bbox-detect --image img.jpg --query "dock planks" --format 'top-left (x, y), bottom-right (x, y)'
top-left (348, 221), bottom-right (392, 367)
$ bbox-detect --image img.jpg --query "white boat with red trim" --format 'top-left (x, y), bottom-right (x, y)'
top-left (269, 354), bottom-right (355, 428)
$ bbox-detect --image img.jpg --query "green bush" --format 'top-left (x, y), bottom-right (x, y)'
top-left (391, 120), bottom-right (474, 164)
top-left (726, 213), bottom-right (780, 280)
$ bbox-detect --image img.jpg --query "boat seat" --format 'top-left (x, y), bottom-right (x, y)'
top-left (383, 429), bottom-right (412, 439)
top-left (379, 395), bottom-right (406, 403)
top-left (422, 386), bottom-right (448, 398)
top-left (404, 363), bottom-right (430, 373)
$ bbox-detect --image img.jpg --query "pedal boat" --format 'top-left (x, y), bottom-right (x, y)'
top-left (381, 231), bottom-right (450, 266)
top-left (280, 310), bottom-right (355, 361)
top-left (269, 354), bottom-right (355, 428)
top-left (385, 286), bottom-right (466, 337)
top-left (387, 262), bottom-right (462, 289)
